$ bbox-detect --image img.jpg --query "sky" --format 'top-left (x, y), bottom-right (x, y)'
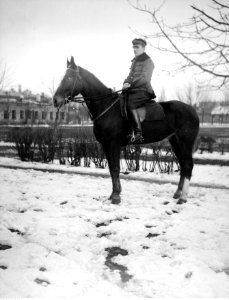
top-left (0, 0), bottom-right (215, 98)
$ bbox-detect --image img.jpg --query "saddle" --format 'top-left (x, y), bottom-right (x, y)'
top-left (120, 95), bottom-right (165, 122)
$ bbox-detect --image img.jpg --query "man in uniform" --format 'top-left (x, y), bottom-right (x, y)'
top-left (123, 38), bottom-right (156, 142)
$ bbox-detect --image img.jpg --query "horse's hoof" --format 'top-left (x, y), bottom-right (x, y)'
top-left (177, 198), bottom-right (187, 205)
top-left (109, 194), bottom-right (121, 205)
top-left (112, 198), bottom-right (121, 205)
top-left (173, 193), bottom-right (180, 199)
top-left (173, 191), bottom-right (182, 199)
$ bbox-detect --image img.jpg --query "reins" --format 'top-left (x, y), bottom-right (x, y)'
top-left (69, 91), bottom-right (123, 122)
top-left (64, 89), bottom-right (123, 104)
top-left (62, 67), bottom-right (125, 122)
top-left (92, 96), bottom-right (121, 122)
top-left (64, 89), bottom-right (124, 122)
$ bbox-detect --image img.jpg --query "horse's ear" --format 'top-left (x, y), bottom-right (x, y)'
top-left (67, 58), bottom-right (70, 67)
top-left (70, 56), bottom-right (76, 67)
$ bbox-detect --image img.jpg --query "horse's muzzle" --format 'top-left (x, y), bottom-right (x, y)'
top-left (53, 95), bottom-right (64, 108)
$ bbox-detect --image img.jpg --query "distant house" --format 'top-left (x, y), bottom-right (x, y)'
top-left (211, 105), bottom-right (229, 124)
top-left (0, 88), bottom-right (91, 125)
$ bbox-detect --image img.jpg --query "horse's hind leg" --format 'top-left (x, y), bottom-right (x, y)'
top-left (177, 151), bottom-right (193, 204)
top-left (174, 177), bottom-right (185, 200)
top-left (169, 134), bottom-right (194, 204)
top-left (169, 135), bottom-right (185, 199)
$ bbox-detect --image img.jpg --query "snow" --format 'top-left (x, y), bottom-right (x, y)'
top-left (194, 151), bottom-right (229, 161)
top-left (1, 156), bottom-right (229, 189)
top-left (0, 157), bottom-right (229, 297)
top-left (0, 141), bottom-right (15, 146)
top-left (211, 106), bottom-right (229, 115)
top-left (201, 123), bottom-right (229, 127)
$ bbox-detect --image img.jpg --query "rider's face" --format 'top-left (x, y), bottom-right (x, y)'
top-left (133, 44), bottom-right (145, 57)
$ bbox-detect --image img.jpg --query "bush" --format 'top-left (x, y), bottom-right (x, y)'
top-left (35, 127), bottom-right (61, 163)
top-left (143, 143), bottom-right (178, 173)
top-left (89, 142), bottom-right (107, 168)
top-left (11, 127), bottom-right (179, 173)
top-left (56, 138), bottom-right (66, 165)
top-left (67, 138), bottom-right (84, 166)
top-left (122, 143), bottom-right (179, 174)
top-left (65, 139), bottom-right (107, 168)
top-left (12, 126), bottom-right (63, 163)
top-left (122, 145), bottom-right (141, 172)
top-left (11, 127), bottom-right (37, 161)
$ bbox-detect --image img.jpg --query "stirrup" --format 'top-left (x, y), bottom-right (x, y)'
top-left (134, 133), bottom-right (144, 143)
top-left (128, 132), bottom-right (144, 144)
top-left (127, 132), bottom-right (135, 143)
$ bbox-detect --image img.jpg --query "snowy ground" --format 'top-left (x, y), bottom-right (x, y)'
top-left (0, 158), bottom-right (229, 297)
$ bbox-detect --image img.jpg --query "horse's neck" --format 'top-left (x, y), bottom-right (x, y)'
top-left (80, 68), bottom-right (112, 118)
top-left (80, 68), bottom-right (109, 98)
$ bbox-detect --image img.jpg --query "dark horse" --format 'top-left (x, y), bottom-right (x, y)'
top-left (53, 56), bottom-right (199, 205)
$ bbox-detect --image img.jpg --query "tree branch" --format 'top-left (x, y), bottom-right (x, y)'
top-left (212, 0), bottom-right (229, 10)
top-left (191, 4), bottom-right (229, 26)
top-left (128, 0), bottom-right (229, 88)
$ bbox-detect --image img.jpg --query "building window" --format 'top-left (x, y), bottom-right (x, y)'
top-left (27, 110), bottom-right (32, 119)
top-left (20, 110), bottom-right (24, 119)
top-left (12, 110), bottom-right (16, 119)
top-left (50, 112), bottom-right (53, 120)
top-left (4, 111), bottom-right (9, 119)
top-left (61, 112), bottom-right (65, 120)
top-left (42, 111), bottom-right (47, 120)
top-left (34, 111), bottom-right (38, 119)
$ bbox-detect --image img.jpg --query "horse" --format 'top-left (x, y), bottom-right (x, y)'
top-left (53, 56), bottom-right (199, 205)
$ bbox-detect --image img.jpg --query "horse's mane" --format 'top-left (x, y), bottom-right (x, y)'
top-left (79, 66), bottom-right (109, 92)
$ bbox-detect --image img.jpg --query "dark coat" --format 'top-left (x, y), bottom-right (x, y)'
top-left (124, 52), bottom-right (155, 109)
top-left (124, 52), bottom-right (154, 94)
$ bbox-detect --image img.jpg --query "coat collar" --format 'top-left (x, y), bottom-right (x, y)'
top-left (131, 52), bottom-right (150, 62)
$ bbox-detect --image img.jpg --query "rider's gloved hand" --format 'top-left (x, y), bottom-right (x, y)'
top-left (122, 83), bottom-right (131, 90)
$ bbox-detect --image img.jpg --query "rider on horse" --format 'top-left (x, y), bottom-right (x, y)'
top-left (123, 38), bottom-right (156, 143)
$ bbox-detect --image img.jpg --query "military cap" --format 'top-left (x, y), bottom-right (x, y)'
top-left (132, 38), bottom-right (147, 46)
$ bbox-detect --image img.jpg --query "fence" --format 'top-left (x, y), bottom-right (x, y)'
top-left (2, 125), bottom-right (229, 172)
top-left (9, 127), bottom-right (179, 174)
top-left (198, 112), bottom-right (229, 125)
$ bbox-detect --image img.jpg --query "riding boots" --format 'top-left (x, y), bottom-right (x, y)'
top-left (128, 109), bottom-right (144, 143)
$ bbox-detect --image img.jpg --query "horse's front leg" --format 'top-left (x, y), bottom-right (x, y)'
top-left (103, 143), bottom-right (122, 204)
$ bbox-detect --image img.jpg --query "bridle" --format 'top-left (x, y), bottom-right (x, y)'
top-left (64, 66), bottom-right (82, 104)
top-left (62, 66), bottom-right (124, 122)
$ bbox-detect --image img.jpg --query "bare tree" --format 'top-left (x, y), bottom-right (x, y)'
top-left (157, 87), bottom-right (167, 101)
top-left (47, 78), bottom-right (56, 97)
top-left (223, 90), bottom-right (229, 104)
top-left (129, 0), bottom-right (229, 89)
top-left (0, 60), bottom-right (12, 90)
top-left (175, 82), bottom-right (203, 106)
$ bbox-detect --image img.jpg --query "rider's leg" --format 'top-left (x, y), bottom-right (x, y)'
top-left (128, 109), bottom-right (144, 142)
